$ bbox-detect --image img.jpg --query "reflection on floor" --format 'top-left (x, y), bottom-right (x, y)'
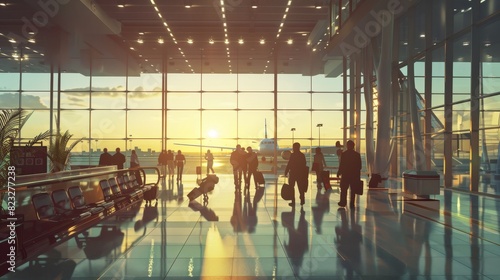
top-left (4, 174), bottom-right (500, 279)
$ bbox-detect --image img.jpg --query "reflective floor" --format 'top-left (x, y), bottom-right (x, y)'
top-left (4, 174), bottom-right (500, 279)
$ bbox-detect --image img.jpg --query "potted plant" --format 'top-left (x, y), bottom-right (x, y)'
top-left (47, 130), bottom-right (83, 172)
top-left (0, 109), bottom-right (50, 188)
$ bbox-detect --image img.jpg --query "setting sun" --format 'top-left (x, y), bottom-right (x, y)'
top-left (207, 129), bottom-right (219, 138)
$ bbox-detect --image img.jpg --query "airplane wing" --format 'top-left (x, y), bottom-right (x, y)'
top-left (173, 143), bottom-right (236, 151)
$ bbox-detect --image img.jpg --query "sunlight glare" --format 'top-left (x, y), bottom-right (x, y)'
top-left (207, 129), bottom-right (218, 138)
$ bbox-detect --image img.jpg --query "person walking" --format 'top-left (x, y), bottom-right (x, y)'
top-left (245, 146), bottom-right (259, 190)
top-left (166, 150), bottom-right (175, 179)
top-left (284, 142), bottom-right (308, 207)
top-left (158, 150), bottom-right (168, 177)
top-left (112, 147), bottom-right (126, 170)
top-left (230, 145), bottom-right (243, 186)
top-left (337, 140), bottom-right (362, 207)
top-left (313, 147), bottom-right (327, 189)
top-left (205, 149), bottom-right (215, 174)
top-left (98, 148), bottom-right (112, 166)
top-left (175, 150), bottom-right (186, 182)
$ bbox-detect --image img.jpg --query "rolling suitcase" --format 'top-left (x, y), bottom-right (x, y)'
top-left (187, 187), bottom-right (203, 201)
top-left (321, 170), bottom-right (332, 191)
top-left (143, 185), bottom-right (159, 203)
top-left (254, 171), bottom-right (265, 187)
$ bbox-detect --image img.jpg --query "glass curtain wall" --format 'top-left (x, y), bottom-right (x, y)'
top-left (393, 0), bottom-right (500, 194)
top-left (0, 49), bottom-right (344, 175)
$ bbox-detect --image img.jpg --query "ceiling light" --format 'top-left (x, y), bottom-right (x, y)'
top-left (187, 38), bottom-right (193, 44)
top-left (287, 38), bottom-right (293, 45)
top-left (117, 4), bottom-right (124, 8)
top-left (139, 32), bottom-right (144, 35)
top-left (0, 3), bottom-right (7, 7)
top-left (158, 38), bottom-right (164, 44)
top-left (420, 33), bottom-right (425, 38)
top-left (315, 0), bottom-right (325, 9)
top-left (184, 0), bottom-right (192, 8)
top-left (259, 38), bottom-right (265, 44)
top-left (462, 41), bottom-right (470, 46)
top-left (224, 39), bottom-right (229, 44)
top-left (28, 38), bottom-right (35, 43)
top-left (238, 38), bottom-right (244, 44)
top-left (137, 38), bottom-right (144, 44)
top-left (209, 38), bottom-right (214, 44)
top-left (251, 0), bottom-right (258, 8)
top-left (484, 42), bottom-right (491, 47)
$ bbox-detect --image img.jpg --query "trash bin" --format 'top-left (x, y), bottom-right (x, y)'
top-left (403, 170), bottom-right (440, 197)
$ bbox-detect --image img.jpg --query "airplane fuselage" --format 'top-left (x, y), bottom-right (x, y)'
top-left (258, 138), bottom-right (279, 156)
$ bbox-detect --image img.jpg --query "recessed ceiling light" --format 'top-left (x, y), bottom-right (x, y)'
top-left (238, 38), bottom-right (244, 44)
top-left (259, 38), bottom-right (265, 44)
top-left (117, 4), bottom-right (124, 8)
top-left (287, 39), bottom-right (293, 45)
top-left (158, 38), bottom-right (164, 44)
top-left (187, 38), bottom-right (193, 44)
top-left (137, 38), bottom-right (144, 44)
top-left (0, 3), bottom-right (7, 6)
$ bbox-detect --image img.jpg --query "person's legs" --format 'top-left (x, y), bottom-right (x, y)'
top-left (338, 180), bottom-right (348, 207)
top-left (245, 170), bottom-right (252, 189)
top-left (179, 165), bottom-right (184, 180)
top-left (289, 176), bottom-right (297, 206)
top-left (233, 167), bottom-right (239, 185)
top-left (316, 170), bottom-right (322, 189)
top-left (349, 185), bottom-right (356, 207)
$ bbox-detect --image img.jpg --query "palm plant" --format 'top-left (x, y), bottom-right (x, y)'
top-left (0, 109), bottom-right (50, 188)
top-left (47, 130), bottom-right (83, 172)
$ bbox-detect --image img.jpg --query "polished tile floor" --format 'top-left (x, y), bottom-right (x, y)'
top-left (5, 174), bottom-right (500, 279)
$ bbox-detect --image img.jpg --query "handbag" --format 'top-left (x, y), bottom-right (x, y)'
top-left (281, 183), bottom-right (294, 201)
top-left (353, 180), bottom-right (364, 195)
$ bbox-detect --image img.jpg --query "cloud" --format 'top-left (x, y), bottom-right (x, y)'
top-left (0, 93), bottom-right (47, 109)
top-left (63, 86), bottom-right (161, 98)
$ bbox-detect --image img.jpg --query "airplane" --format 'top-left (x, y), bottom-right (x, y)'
top-left (174, 120), bottom-right (340, 162)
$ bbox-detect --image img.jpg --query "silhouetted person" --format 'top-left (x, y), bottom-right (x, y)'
top-left (245, 146), bottom-right (259, 190)
top-left (238, 146), bottom-right (248, 185)
top-left (284, 142), bottom-right (308, 207)
top-left (313, 147), bottom-right (327, 189)
top-left (335, 140), bottom-right (343, 160)
top-left (98, 148), bottom-right (112, 166)
top-left (205, 149), bottom-right (215, 174)
top-left (130, 150), bottom-right (140, 168)
top-left (175, 150), bottom-right (185, 181)
top-left (167, 150), bottom-right (175, 179)
top-left (158, 150), bottom-right (168, 177)
top-left (230, 144), bottom-right (243, 186)
top-left (112, 147), bottom-right (126, 169)
top-left (337, 140), bottom-right (361, 207)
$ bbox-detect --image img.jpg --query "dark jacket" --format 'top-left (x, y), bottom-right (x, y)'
top-left (337, 149), bottom-right (361, 181)
top-left (112, 152), bottom-right (126, 169)
top-left (99, 152), bottom-right (112, 166)
top-left (285, 151), bottom-right (307, 180)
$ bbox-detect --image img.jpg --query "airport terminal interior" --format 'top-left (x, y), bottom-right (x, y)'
top-left (1, 0), bottom-right (500, 279)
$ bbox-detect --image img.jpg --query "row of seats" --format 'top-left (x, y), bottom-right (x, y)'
top-left (24, 172), bottom-right (152, 266)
